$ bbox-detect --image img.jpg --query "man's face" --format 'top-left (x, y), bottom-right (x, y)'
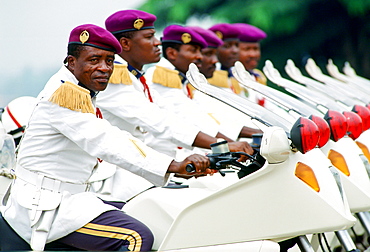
top-left (130, 29), bottom-right (161, 66)
top-left (239, 41), bottom-right (261, 71)
top-left (199, 47), bottom-right (218, 78)
top-left (68, 46), bottom-right (115, 92)
top-left (172, 44), bottom-right (203, 74)
top-left (217, 40), bottom-right (239, 69)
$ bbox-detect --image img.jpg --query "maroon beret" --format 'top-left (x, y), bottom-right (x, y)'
top-left (105, 10), bottom-right (156, 34)
top-left (68, 24), bottom-right (122, 54)
top-left (208, 23), bottom-right (240, 41)
top-left (233, 23), bottom-right (267, 42)
top-left (161, 25), bottom-right (207, 49)
top-left (189, 26), bottom-right (223, 48)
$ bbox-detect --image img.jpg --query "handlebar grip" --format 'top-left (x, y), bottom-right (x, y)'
top-left (185, 163), bottom-right (196, 173)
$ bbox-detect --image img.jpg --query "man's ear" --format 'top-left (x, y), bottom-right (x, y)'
top-left (119, 37), bottom-right (131, 52)
top-left (166, 47), bottom-right (178, 61)
top-left (66, 55), bottom-right (76, 72)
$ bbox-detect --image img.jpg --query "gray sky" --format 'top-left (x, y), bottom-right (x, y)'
top-left (0, 0), bottom-right (146, 107)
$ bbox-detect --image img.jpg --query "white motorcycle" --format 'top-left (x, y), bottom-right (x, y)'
top-left (113, 63), bottom-right (357, 252)
top-left (249, 59), bottom-right (370, 251)
top-left (0, 73), bottom-right (360, 252)
top-left (305, 58), bottom-right (368, 106)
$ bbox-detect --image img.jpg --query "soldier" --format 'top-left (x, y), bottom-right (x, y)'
top-left (145, 25), bottom-right (260, 144)
top-left (93, 10), bottom-right (252, 201)
top-left (207, 23), bottom-right (245, 96)
top-left (1, 24), bottom-right (212, 251)
top-left (234, 23), bottom-right (267, 85)
top-left (233, 23), bottom-right (268, 106)
top-left (186, 26), bottom-right (224, 98)
top-left (100, 10), bottom-right (248, 159)
top-left (189, 26), bottom-right (263, 139)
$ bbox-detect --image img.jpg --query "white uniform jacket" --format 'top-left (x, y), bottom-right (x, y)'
top-left (94, 57), bottom-right (201, 200)
top-left (2, 65), bottom-right (173, 250)
top-left (96, 56), bottom-right (200, 151)
top-left (146, 58), bottom-right (245, 141)
top-left (144, 58), bottom-right (221, 157)
top-left (145, 58), bottom-right (220, 136)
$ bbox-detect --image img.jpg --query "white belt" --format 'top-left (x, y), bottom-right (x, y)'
top-left (15, 165), bottom-right (89, 195)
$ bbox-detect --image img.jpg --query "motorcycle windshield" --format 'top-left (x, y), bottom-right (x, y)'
top-left (187, 80), bottom-right (293, 133)
top-left (262, 62), bottom-right (348, 112)
top-left (237, 78), bottom-right (322, 117)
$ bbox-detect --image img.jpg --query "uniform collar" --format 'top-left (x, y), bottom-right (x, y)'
top-left (157, 58), bottom-right (188, 85)
top-left (176, 69), bottom-right (188, 85)
top-left (77, 82), bottom-right (98, 98)
top-left (61, 66), bottom-right (98, 98)
top-left (248, 69), bottom-right (260, 77)
top-left (221, 65), bottom-right (233, 77)
top-left (127, 64), bottom-right (144, 79)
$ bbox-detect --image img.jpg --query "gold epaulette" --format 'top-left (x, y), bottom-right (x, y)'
top-left (230, 77), bottom-right (244, 95)
top-left (207, 70), bottom-right (229, 88)
top-left (109, 64), bottom-right (133, 85)
top-left (49, 81), bottom-right (95, 114)
top-left (152, 66), bottom-right (182, 89)
top-left (253, 69), bottom-right (267, 85)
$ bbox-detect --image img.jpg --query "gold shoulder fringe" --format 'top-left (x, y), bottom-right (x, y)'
top-left (49, 81), bottom-right (95, 114)
top-left (207, 70), bottom-right (229, 88)
top-left (109, 64), bottom-right (133, 85)
top-left (230, 77), bottom-right (244, 95)
top-left (152, 66), bottom-right (182, 89)
top-left (253, 69), bottom-right (267, 85)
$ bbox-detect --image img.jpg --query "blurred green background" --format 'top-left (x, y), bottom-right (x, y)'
top-left (139, 0), bottom-right (370, 83)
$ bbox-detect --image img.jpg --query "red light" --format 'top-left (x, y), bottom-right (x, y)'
top-left (367, 104), bottom-right (370, 110)
top-left (352, 105), bottom-right (370, 131)
top-left (290, 117), bottom-right (320, 154)
top-left (324, 110), bottom-right (348, 142)
top-left (309, 115), bottom-right (330, 147)
top-left (343, 111), bottom-right (363, 140)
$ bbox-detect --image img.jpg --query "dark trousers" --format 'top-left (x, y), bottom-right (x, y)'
top-left (57, 209), bottom-right (154, 251)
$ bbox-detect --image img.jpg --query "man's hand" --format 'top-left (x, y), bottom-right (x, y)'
top-left (168, 154), bottom-right (213, 176)
top-left (228, 141), bottom-right (254, 162)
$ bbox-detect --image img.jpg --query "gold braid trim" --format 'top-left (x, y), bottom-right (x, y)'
top-left (129, 139), bottom-right (147, 158)
top-left (109, 64), bottom-right (133, 85)
top-left (253, 69), bottom-right (267, 85)
top-left (49, 81), bottom-right (95, 114)
top-left (231, 77), bottom-right (244, 94)
top-left (207, 70), bottom-right (229, 88)
top-left (152, 66), bottom-right (182, 89)
top-left (207, 113), bottom-right (221, 125)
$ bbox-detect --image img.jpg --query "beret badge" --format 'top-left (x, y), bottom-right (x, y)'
top-left (215, 31), bottom-right (223, 40)
top-left (79, 30), bottom-right (89, 44)
top-left (181, 33), bottom-right (192, 44)
top-left (133, 18), bottom-right (144, 30)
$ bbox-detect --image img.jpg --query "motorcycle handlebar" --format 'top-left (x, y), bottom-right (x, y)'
top-left (185, 163), bottom-right (196, 173)
top-left (185, 151), bottom-right (250, 173)
top-left (185, 151), bottom-right (265, 177)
